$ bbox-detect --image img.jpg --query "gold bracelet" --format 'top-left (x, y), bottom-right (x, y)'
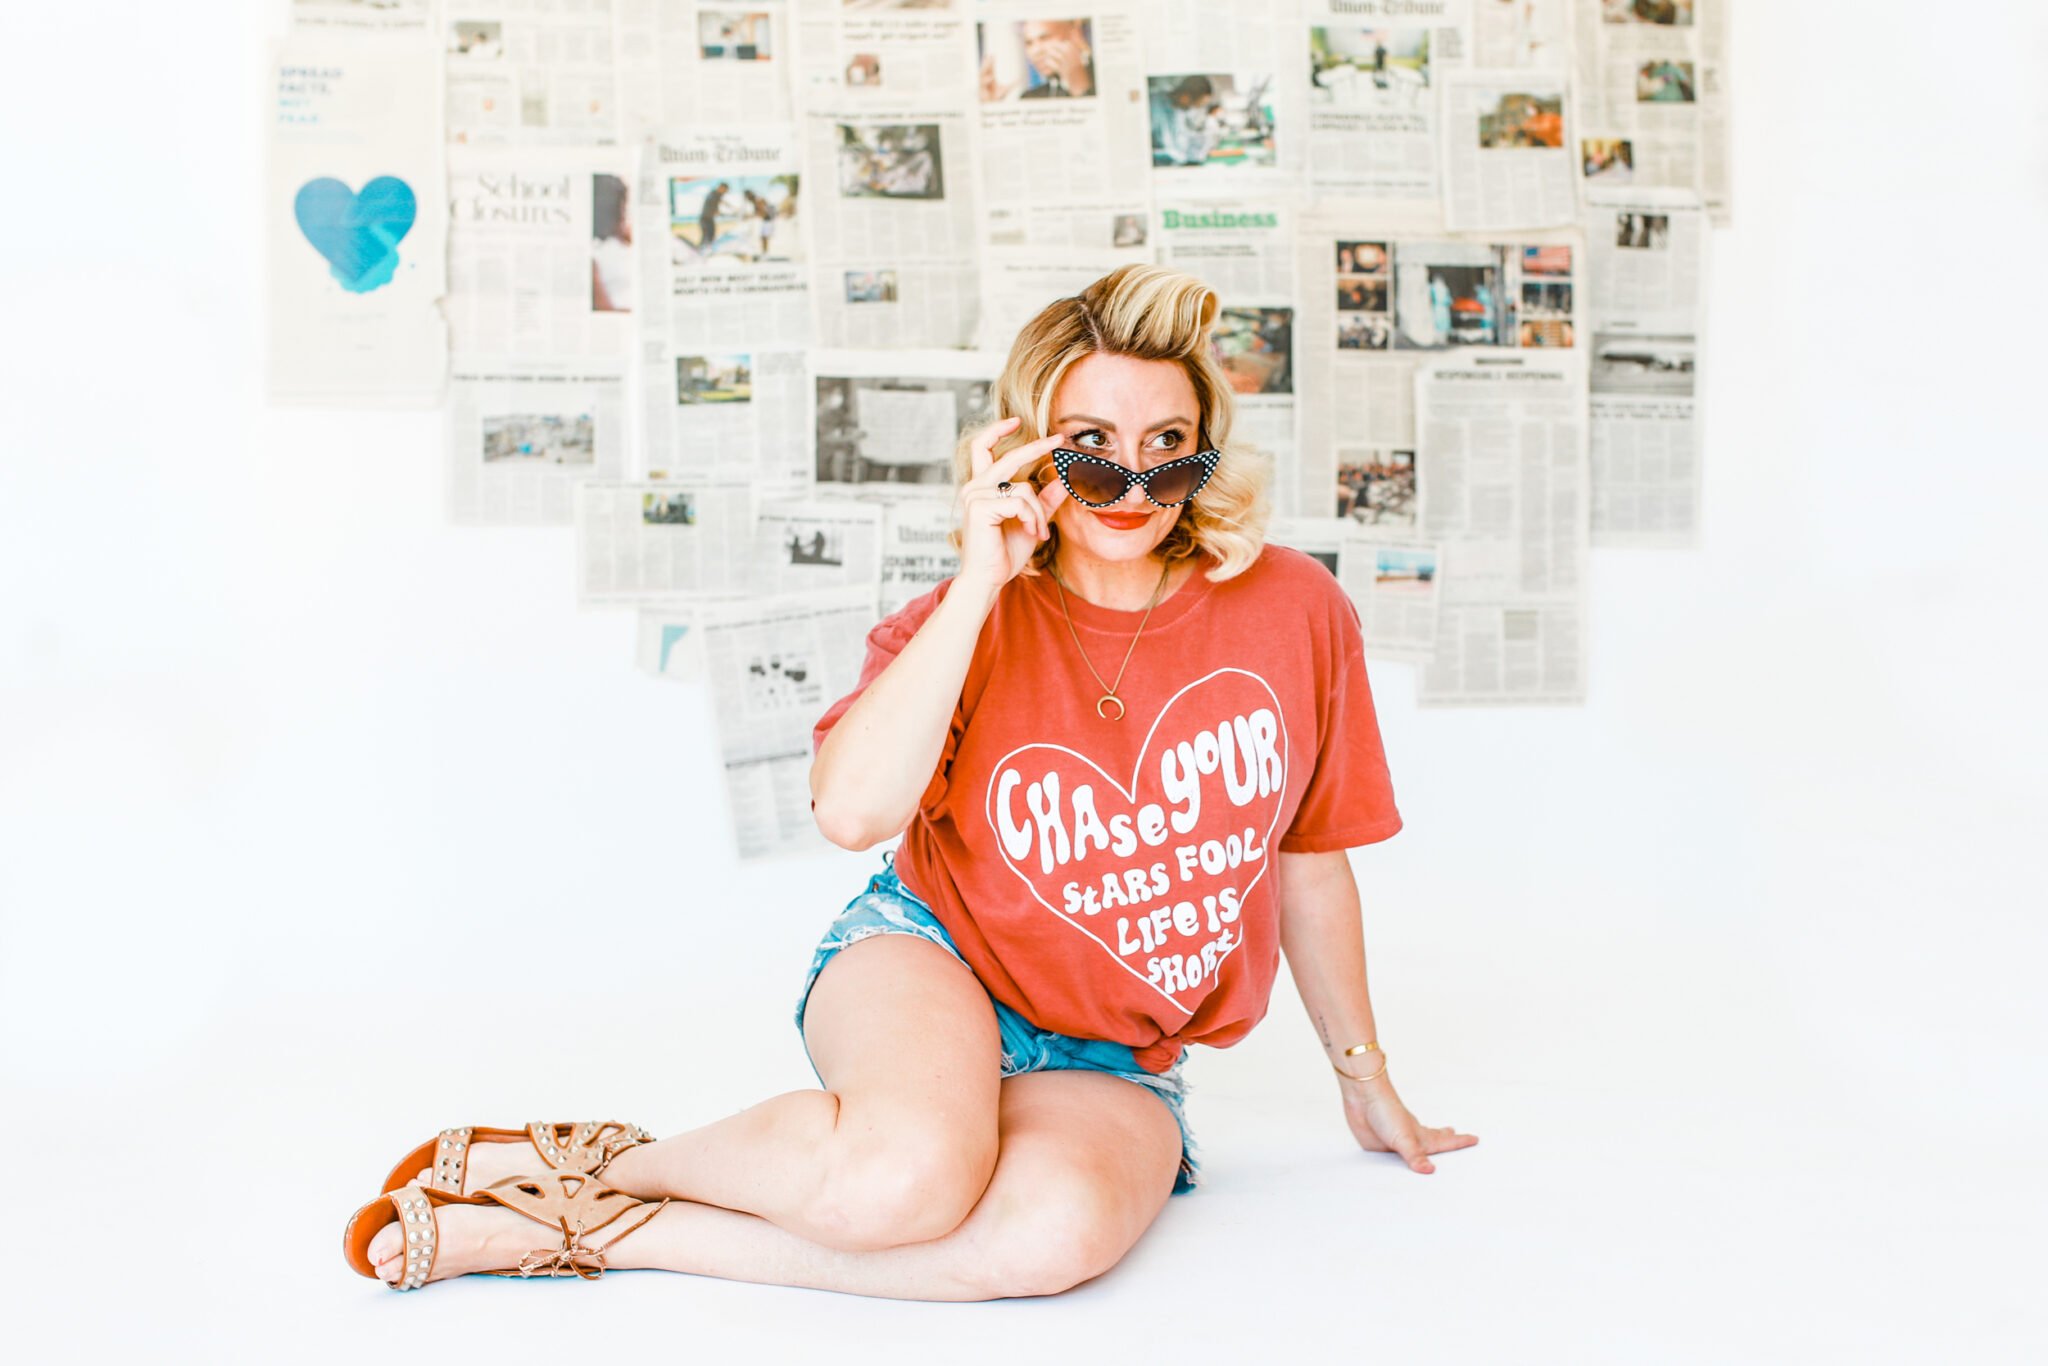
top-left (1331, 1040), bottom-right (1388, 1084)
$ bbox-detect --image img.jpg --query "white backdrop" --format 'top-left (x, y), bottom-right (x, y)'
top-left (2, 2), bottom-right (2044, 1361)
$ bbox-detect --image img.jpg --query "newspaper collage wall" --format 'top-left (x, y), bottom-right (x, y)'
top-left (268, 0), bottom-right (1732, 858)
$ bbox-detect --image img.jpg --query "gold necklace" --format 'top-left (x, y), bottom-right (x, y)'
top-left (1049, 557), bottom-right (1174, 721)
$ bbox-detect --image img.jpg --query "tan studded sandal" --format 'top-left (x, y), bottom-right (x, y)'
top-left (342, 1170), bottom-right (671, 1291)
top-left (377, 1121), bottom-right (655, 1197)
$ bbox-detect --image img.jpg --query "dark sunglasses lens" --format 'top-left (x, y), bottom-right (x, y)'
top-left (1066, 460), bottom-right (1131, 505)
top-left (1145, 463), bottom-right (1202, 505)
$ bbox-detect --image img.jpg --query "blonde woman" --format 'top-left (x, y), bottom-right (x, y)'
top-left (342, 264), bottom-right (1476, 1299)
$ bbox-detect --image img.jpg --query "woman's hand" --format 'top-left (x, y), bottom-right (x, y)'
top-left (954, 416), bottom-right (1069, 597)
top-left (1338, 1071), bottom-right (1477, 1174)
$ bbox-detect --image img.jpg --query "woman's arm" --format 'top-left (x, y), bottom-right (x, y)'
top-left (1275, 847), bottom-right (1478, 1174)
top-left (810, 420), bottom-right (1067, 851)
top-left (809, 574), bottom-right (1000, 850)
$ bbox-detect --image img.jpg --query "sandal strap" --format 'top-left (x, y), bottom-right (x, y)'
top-left (526, 1120), bottom-right (653, 1177)
top-left (387, 1185), bottom-right (440, 1292)
top-left (479, 1170), bottom-right (667, 1283)
top-left (514, 1198), bottom-right (672, 1281)
top-left (427, 1127), bottom-right (475, 1194)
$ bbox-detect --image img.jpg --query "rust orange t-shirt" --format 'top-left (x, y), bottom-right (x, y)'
top-left (811, 543), bottom-right (1403, 1073)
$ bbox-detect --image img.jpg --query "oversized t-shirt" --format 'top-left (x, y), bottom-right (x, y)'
top-left (811, 543), bottom-right (1402, 1073)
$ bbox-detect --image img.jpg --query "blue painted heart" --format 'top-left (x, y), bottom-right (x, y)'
top-left (293, 176), bottom-right (417, 294)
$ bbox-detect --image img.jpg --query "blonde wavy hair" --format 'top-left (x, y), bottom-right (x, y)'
top-left (947, 263), bottom-right (1273, 582)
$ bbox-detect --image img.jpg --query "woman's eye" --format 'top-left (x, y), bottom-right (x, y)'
top-left (1073, 429), bottom-right (1108, 449)
top-left (1149, 429), bottom-right (1185, 451)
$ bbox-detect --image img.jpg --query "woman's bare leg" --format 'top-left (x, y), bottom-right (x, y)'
top-left (430, 933), bottom-right (1005, 1252)
top-left (374, 1070), bottom-right (1184, 1301)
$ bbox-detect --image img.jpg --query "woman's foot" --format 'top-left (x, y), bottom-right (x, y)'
top-left (402, 1135), bottom-right (534, 1197)
top-left (366, 1201), bottom-right (557, 1286)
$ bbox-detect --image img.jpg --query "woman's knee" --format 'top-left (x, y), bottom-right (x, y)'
top-left (805, 1102), bottom-right (998, 1251)
top-left (971, 1169), bottom-right (1140, 1299)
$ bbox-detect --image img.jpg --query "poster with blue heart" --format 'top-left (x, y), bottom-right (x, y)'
top-left (268, 36), bottom-right (446, 405)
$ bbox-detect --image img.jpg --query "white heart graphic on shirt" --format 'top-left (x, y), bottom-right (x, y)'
top-left (981, 668), bottom-right (1289, 1014)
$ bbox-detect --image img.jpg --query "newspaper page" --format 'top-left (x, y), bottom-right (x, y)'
top-left (1266, 517), bottom-right (1443, 664)
top-left (975, 254), bottom-right (1141, 355)
top-left (971, 4), bottom-right (1153, 243)
top-left (444, 0), bottom-right (623, 145)
top-left (752, 498), bottom-right (886, 596)
top-left (795, 1), bottom-right (982, 347)
top-left (1415, 353), bottom-right (1588, 705)
top-left (804, 106), bottom-right (982, 348)
top-left (1452, 0), bottom-right (1570, 68)
top-left (447, 360), bottom-right (628, 524)
top-left (812, 349), bottom-right (998, 498)
top-left (696, 587), bottom-right (881, 859)
top-left (1697, 0), bottom-right (1731, 225)
top-left (1585, 195), bottom-right (1704, 547)
top-left (794, 0), bottom-right (970, 103)
top-left (1305, 0), bottom-right (1467, 202)
top-left (1573, 0), bottom-right (1711, 202)
top-left (1156, 202), bottom-right (1297, 492)
top-left (634, 603), bottom-right (707, 682)
top-left (268, 34), bottom-right (448, 406)
top-left (879, 497), bottom-right (960, 614)
top-left (613, 0), bottom-right (794, 134)
top-left (1146, 0), bottom-right (1308, 199)
top-left (1293, 210), bottom-right (1582, 522)
top-left (445, 145), bottom-right (638, 360)
top-left (291, 0), bottom-right (435, 34)
top-left (635, 126), bottom-right (810, 351)
top-left (633, 126), bottom-right (812, 491)
top-left (1439, 67), bottom-right (1576, 230)
top-left (644, 348), bottom-right (812, 490)
top-left (575, 478), bottom-right (757, 602)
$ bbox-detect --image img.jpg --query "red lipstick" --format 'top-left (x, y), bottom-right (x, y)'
top-left (1092, 509), bottom-right (1153, 530)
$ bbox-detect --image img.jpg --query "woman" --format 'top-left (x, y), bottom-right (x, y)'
top-left (342, 264), bottom-right (1475, 1299)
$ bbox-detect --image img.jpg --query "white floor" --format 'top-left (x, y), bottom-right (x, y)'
top-left (4, 3), bottom-right (2046, 1362)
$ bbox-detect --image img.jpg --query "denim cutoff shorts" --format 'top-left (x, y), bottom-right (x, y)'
top-left (794, 851), bottom-right (1199, 1195)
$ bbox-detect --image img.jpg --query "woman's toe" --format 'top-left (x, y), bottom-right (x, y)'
top-left (368, 1224), bottom-right (405, 1283)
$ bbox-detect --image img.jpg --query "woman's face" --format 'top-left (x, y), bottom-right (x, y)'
top-left (1042, 351), bottom-right (1202, 566)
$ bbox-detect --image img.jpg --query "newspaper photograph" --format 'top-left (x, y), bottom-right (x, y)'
top-left (634, 603), bottom-right (707, 683)
top-left (795, 0), bottom-right (972, 104)
top-left (1305, 3), bottom-right (1446, 201)
top-left (806, 110), bottom-right (982, 348)
top-left (443, 0), bottom-right (623, 145)
top-left (267, 34), bottom-right (448, 406)
top-left (613, 0), bottom-right (793, 134)
top-left (1266, 517), bottom-right (1444, 664)
top-left (444, 146), bottom-right (639, 361)
top-left (1145, 0), bottom-right (1314, 198)
top-left (1585, 195), bottom-right (1705, 546)
top-left (446, 361), bottom-right (627, 525)
top-left (972, 5), bottom-right (1153, 242)
top-left (879, 497), bottom-right (961, 615)
top-left (644, 349), bottom-right (813, 492)
top-left (752, 498), bottom-right (886, 596)
top-left (1157, 202), bottom-right (1297, 488)
top-left (1293, 211), bottom-right (1582, 520)
top-left (1414, 353), bottom-right (1588, 705)
top-left (695, 586), bottom-right (881, 859)
top-left (636, 126), bottom-right (811, 353)
top-left (575, 478), bottom-right (758, 603)
top-left (812, 349), bottom-right (998, 496)
top-left (1439, 67), bottom-right (1576, 230)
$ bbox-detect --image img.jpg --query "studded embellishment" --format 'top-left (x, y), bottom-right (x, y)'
top-left (389, 1189), bottom-right (436, 1292)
